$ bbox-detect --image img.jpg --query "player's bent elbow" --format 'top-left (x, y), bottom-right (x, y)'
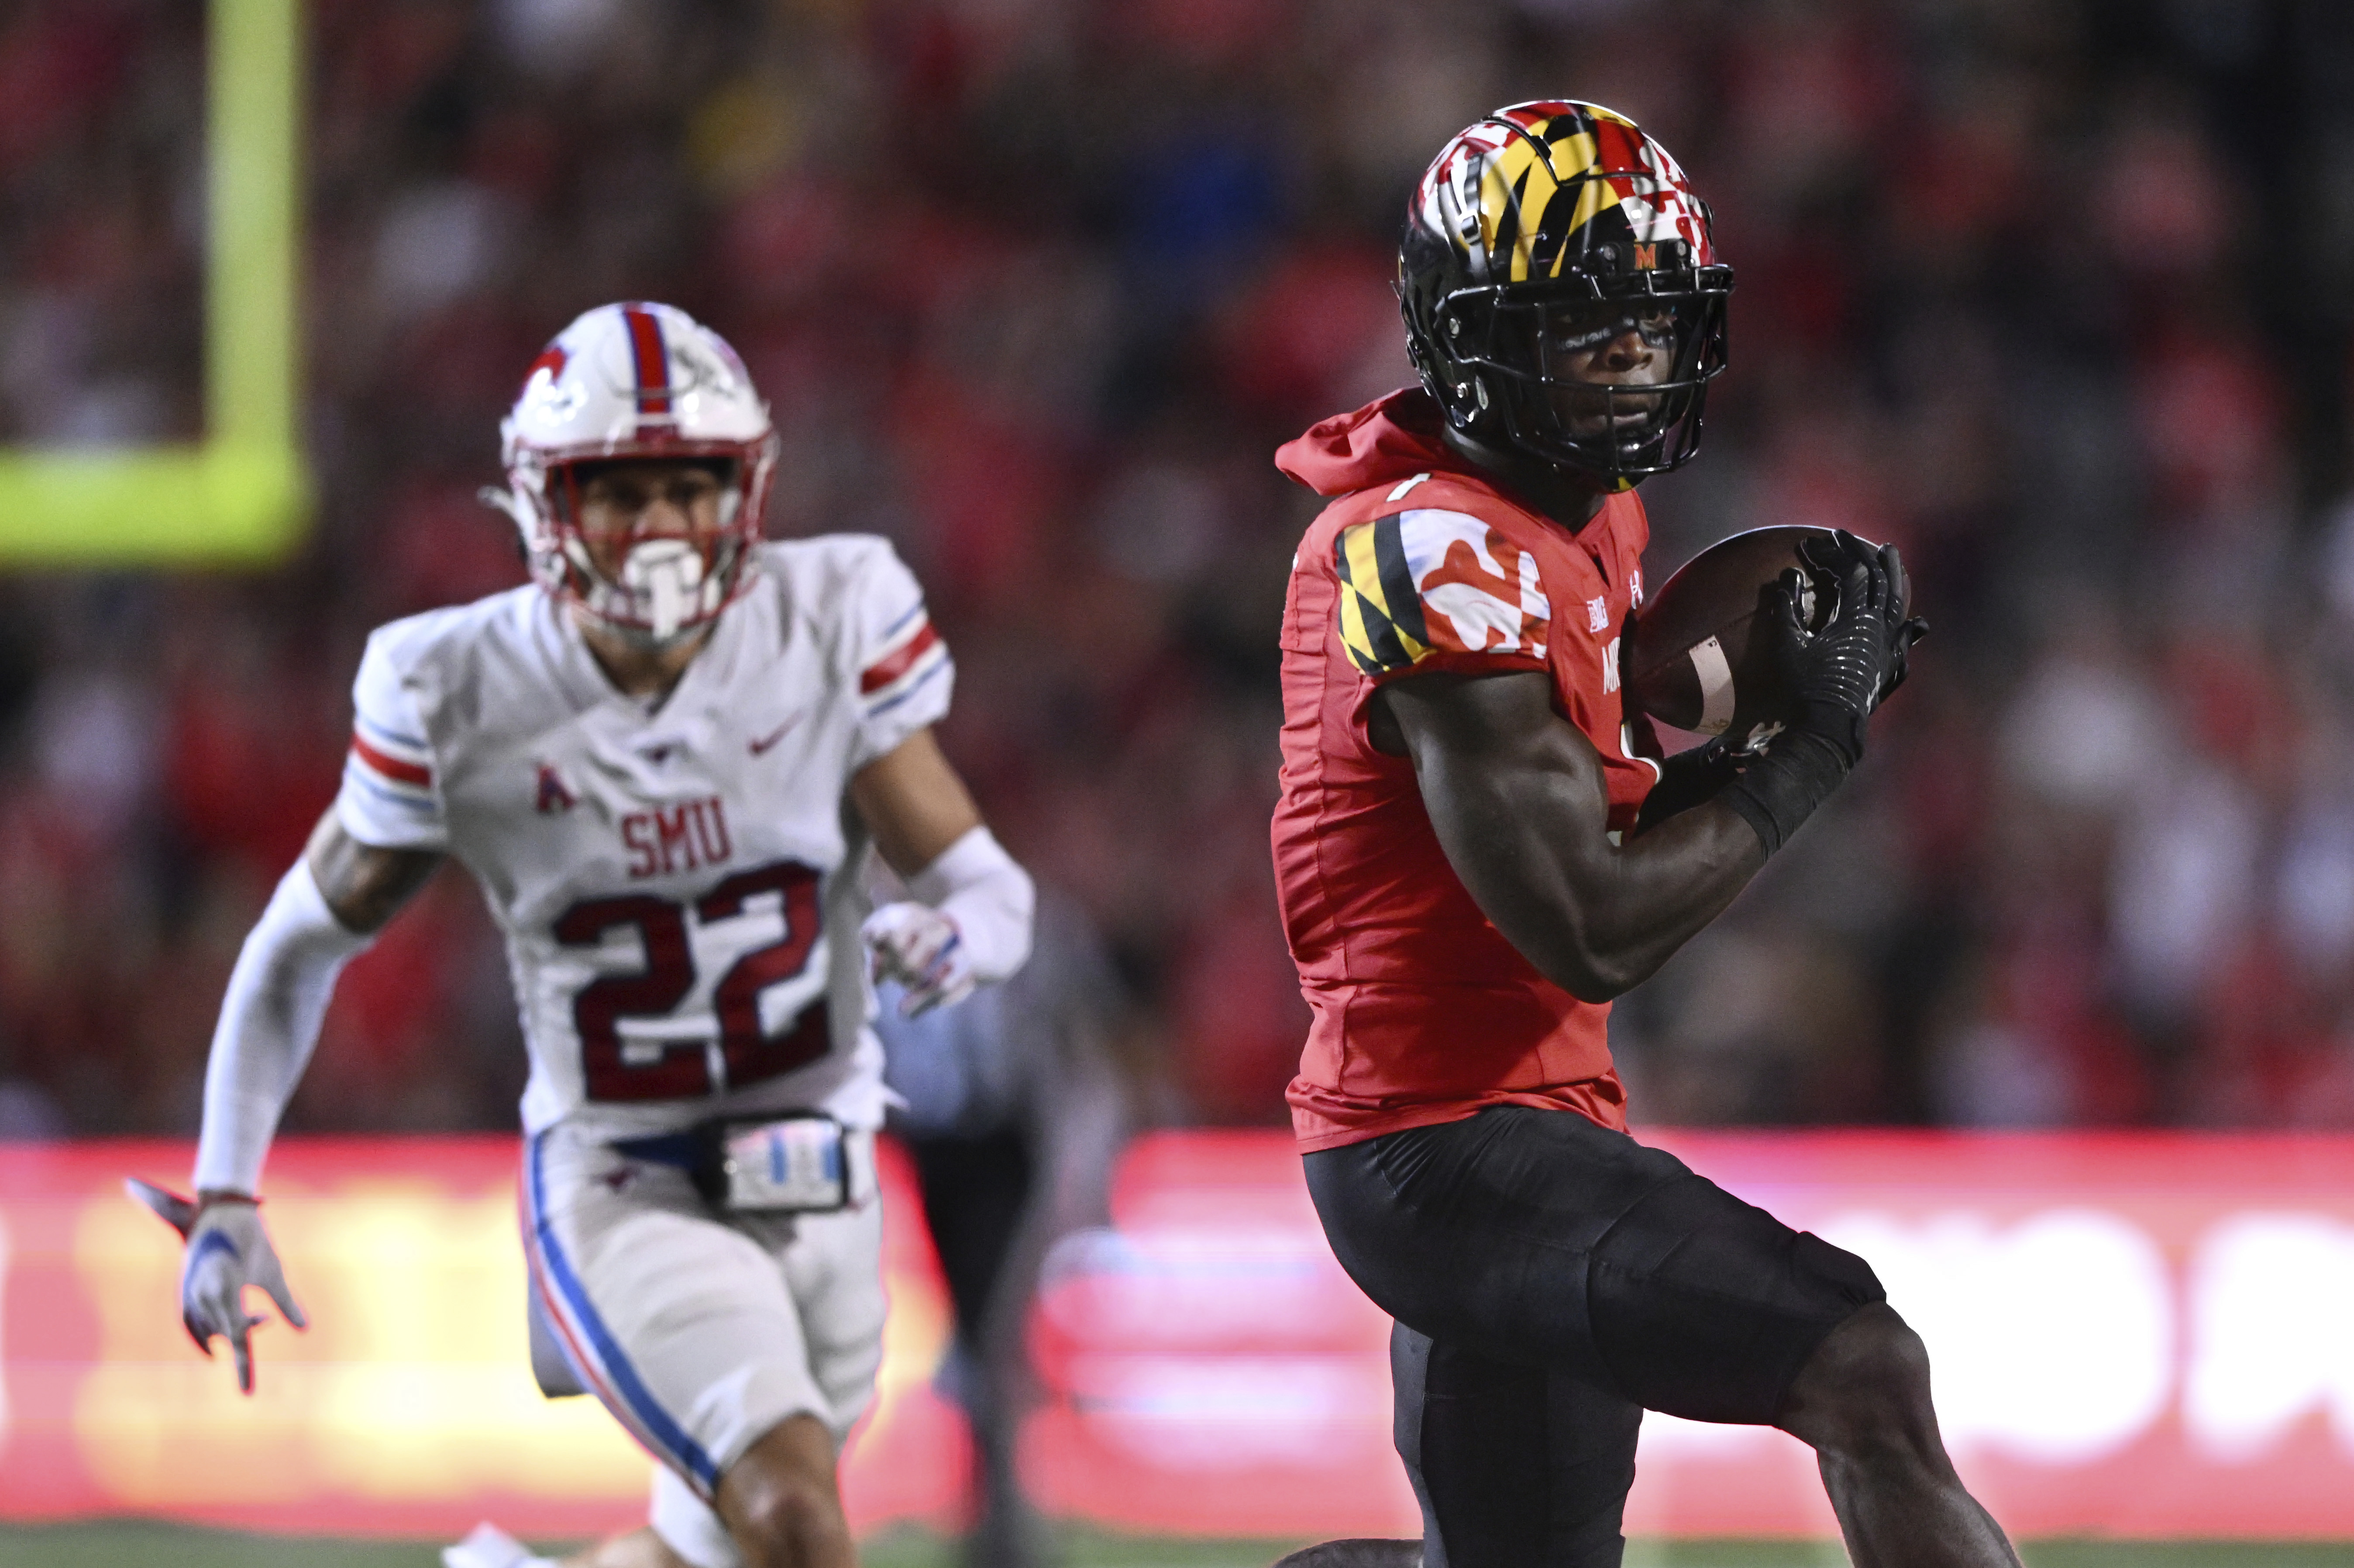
top-left (1548, 915), bottom-right (1689, 1002)
top-left (1541, 944), bottom-right (1644, 1006)
top-left (1455, 849), bottom-right (1654, 1002)
top-left (1558, 969), bottom-right (1634, 1006)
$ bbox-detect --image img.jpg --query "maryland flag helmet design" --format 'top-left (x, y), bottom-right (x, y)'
top-left (1400, 101), bottom-right (1732, 485)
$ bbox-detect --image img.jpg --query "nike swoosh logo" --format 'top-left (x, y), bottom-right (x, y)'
top-left (748, 716), bottom-right (801, 756)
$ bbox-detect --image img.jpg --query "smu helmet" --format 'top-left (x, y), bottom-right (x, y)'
top-left (1400, 101), bottom-right (1733, 486)
top-left (490, 302), bottom-right (779, 646)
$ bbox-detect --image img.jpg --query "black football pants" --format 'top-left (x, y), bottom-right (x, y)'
top-left (1305, 1106), bottom-right (1885, 1568)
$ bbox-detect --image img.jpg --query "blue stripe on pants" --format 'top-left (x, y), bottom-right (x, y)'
top-left (527, 1129), bottom-right (723, 1493)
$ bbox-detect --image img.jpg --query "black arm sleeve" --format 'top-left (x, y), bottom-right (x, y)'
top-left (1633, 741), bottom-right (1743, 835)
top-left (1715, 728), bottom-right (1853, 856)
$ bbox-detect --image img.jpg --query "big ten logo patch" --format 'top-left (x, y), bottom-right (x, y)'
top-left (622, 797), bottom-right (734, 879)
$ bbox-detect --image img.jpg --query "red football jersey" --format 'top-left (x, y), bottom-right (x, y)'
top-left (1271, 389), bottom-right (1659, 1151)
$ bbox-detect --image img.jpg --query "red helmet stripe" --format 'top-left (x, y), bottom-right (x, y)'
top-left (622, 306), bottom-right (672, 416)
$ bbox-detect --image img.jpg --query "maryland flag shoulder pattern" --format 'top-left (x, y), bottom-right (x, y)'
top-left (1335, 509), bottom-right (1552, 678)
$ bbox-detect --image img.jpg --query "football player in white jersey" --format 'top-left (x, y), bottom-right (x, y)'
top-left (141, 302), bottom-right (1035, 1568)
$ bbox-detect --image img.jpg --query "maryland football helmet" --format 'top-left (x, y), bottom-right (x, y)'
top-left (1400, 101), bottom-right (1732, 486)
top-left (491, 302), bottom-right (778, 646)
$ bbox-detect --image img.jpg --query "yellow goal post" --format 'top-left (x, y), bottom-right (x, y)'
top-left (0, 0), bottom-right (306, 564)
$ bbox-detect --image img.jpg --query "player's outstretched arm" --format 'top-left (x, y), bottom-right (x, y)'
top-left (198, 813), bottom-right (441, 1207)
top-left (1382, 670), bottom-right (1763, 1002)
top-left (157, 808), bottom-right (443, 1391)
top-left (849, 727), bottom-right (1035, 1014)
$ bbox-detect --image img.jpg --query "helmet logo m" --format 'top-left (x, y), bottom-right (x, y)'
top-left (1633, 244), bottom-right (1656, 270)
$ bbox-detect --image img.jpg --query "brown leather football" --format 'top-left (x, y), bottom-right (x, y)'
top-left (1622, 525), bottom-right (1841, 747)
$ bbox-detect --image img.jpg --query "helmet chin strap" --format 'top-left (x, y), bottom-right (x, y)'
top-left (621, 538), bottom-right (706, 643)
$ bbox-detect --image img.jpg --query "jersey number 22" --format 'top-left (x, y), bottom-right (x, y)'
top-left (554, 860), bottom-right (828, 1101)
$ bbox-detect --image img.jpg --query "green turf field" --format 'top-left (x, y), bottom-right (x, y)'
top-left (3, 1524), bottom-right (2354, 1568)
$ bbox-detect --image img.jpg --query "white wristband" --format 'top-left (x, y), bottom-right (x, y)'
top-left (192, 861), bottom-right (374, 1194)
top-left (908, 825), bottom-right (1034, 986)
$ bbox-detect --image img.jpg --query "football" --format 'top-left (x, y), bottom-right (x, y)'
top-left (1621, 525), bottom-right (1841, 747)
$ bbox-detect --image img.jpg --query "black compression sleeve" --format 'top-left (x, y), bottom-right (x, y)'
top-left (1635, 742), bottom-right (1741, 834)
top-left (1716, 728), bottom-right (1853, 856)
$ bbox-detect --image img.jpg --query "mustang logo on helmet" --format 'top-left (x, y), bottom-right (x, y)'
top-left (1399, 101), bottom-right (1734, 488)
top-left (484, 301), bottom-right (780, 647)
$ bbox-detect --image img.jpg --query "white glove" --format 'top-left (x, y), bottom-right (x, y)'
top-left (127, 1177), bottom-right (308, 1394)
top-left (861, 900), bottom-right (975, 1017)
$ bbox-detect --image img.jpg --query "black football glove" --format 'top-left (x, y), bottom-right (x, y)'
top-left (1720, 530), bottom-right (1923, 856)
top-left (1842, 532), bottom-right (1928, 703)
top-left (1875, 539), bottom-right (1929, 703)
top-left (1771, 530), bottom-right (1912, 764)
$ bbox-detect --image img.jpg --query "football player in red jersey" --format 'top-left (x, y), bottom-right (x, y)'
top-left (1267, 103), bottom-right (1989, 1568)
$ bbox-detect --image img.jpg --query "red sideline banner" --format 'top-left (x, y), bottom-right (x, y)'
top-left (4, 1131), bottom-right (2354, 1540)
top-left (0, 1138), bottom-right (967, 1540)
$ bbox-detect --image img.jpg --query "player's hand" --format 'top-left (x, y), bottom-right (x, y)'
top-left (127, 1178), bottom-right (308, 1394)
top-left (1763, 530), bottom-right (1910, 764)
top-left (1868, 537), bottom-right (1929, 701)
top-left (860, 901), bottom-right (975, 1017)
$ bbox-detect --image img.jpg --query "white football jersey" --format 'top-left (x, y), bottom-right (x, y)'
top-left (334, 536), bottom-right (952, 1138)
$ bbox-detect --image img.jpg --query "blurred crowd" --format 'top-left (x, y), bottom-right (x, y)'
top-left (3, 0), bottom-right (2354, 1138)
